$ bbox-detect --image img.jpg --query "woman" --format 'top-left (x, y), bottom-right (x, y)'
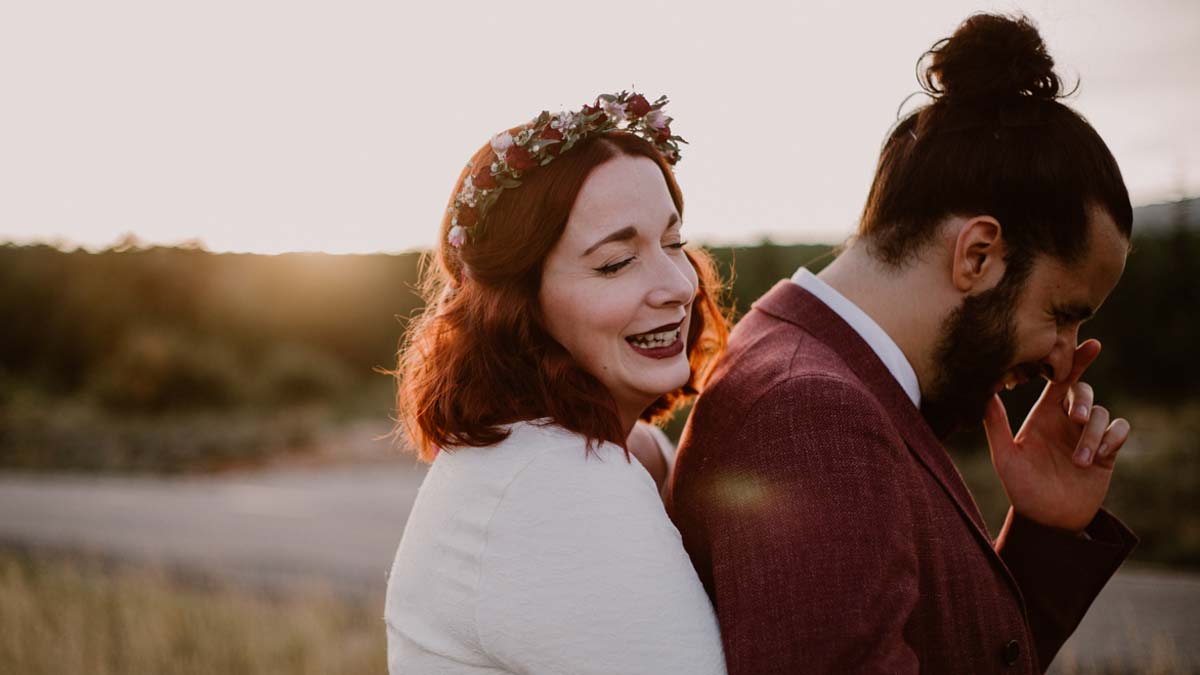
top-left (385, 92), bottom-right (729, 674)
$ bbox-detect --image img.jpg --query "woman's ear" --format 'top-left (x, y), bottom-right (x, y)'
top-left (950, 215), bottom-right (1006, 293)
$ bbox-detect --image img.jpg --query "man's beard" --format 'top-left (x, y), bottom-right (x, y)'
top-left (920, 276), bottom-right (1033, 439)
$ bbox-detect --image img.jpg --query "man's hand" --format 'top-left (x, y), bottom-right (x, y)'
top-left (983, 339), bottom-right (1131, 532)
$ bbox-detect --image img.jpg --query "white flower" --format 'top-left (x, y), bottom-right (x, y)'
top-left (459, 176), bottom-right (477, 205)
top-left (551, 110), bottom-right (576, 131)
top-left (645, 109), bottom-right (669, 130)
top-left (600, 99), bottom-right (627, 123)
top-left (448, 225), bottom-right (467, 248)
top-left (490, 132), bottom-right (514, 157)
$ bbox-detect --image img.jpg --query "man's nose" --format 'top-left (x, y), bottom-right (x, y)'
top-left (1043, 328), bottom-right (1079, 383)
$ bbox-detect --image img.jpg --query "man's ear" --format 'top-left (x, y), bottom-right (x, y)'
top-left (950, 215), bottom-right (1006, 293)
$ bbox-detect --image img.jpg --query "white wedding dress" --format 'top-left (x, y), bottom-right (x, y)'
top-left (384, 420), bottom-right (726, 674)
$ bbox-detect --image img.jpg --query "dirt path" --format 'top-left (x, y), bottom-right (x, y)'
top-left (0, 465), bottom-right (1195, 672)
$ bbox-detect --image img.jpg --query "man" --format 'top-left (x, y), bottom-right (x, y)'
top-left (667, 14), bottom-right (1137, 674)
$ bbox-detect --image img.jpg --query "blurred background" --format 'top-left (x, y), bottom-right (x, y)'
top-left (1, 1), bottom-right (1197, 673)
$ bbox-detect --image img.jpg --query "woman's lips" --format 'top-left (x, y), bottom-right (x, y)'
top-left (626, 322), bottom-right (684, 359)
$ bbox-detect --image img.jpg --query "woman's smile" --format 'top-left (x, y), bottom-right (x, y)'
top-left (626, 320), bottom-right (685, 358)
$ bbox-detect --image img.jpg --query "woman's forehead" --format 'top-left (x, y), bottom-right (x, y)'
top-left (564, 157), bottom-right (676, 241)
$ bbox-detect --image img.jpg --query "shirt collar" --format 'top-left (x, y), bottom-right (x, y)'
top-left (791, 268), bottom-right (922, 408)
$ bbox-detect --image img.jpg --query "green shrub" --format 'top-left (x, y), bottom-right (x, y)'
top-left (89, 328), bottom-right (248, 413)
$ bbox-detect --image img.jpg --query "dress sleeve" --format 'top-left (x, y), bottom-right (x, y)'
top-left (476, 442), bottom-right (727, 675)
top-left (691, 375), bottom-right (921, 674)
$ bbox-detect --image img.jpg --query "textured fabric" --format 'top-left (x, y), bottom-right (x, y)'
top-left (385, 421), bottom-right (726, 674)
top-left (791, 267), bottom-right (921, 406)
top-left (666, 281), bottom-right (1137, 675)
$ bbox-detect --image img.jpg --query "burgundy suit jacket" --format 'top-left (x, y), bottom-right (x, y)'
top-left (667, 281), bottom-right (1136, 674)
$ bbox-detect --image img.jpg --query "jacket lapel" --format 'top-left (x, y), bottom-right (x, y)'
top-left (752, 281), bottom-right (995, 546)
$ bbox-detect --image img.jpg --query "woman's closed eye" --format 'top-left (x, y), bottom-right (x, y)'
top-left (595, 256), bottom-right (636, 276)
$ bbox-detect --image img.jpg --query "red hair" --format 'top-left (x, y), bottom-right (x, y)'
top-left (395, 131), bottom-right (728, 461)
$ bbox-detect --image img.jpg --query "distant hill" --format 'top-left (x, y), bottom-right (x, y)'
top-left (1132, 197), bottom-right (1199, 233)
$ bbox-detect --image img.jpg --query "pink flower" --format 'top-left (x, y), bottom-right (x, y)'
top-left (448, 225), bottom-right (468, 248)
top-left (645, 109), bottom-right (669, 130)
top-left (490, 132), bottom-right (514, 158)
top-left (599, 99), bottom-right (627, 123)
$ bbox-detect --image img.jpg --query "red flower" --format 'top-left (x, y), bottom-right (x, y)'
top-left (626, 94), bottom-right (651, 117)
top-left (582, 104), bottom-right (607, 125)
top-left (655, 125), bottom-right (672, 143)
top-left (505, 145), bottom-right (537, 171)
top-left (472, 166), bottom-right (496, 190)
top-left (540, 126), bottom-right (564, 141)
top-left (456, 206), bottom-right (478, 228)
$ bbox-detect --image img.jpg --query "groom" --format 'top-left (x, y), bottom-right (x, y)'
top-left (667, 14), bottom-right (1137, 674)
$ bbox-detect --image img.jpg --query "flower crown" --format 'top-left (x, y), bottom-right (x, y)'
top-left (447, 91), bottom-right (685, 249)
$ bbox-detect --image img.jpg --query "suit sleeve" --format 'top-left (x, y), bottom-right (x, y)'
top-left (996, 507), bottom-right (1137, 670)
top-left (686, 375), bottom-right (921, 674)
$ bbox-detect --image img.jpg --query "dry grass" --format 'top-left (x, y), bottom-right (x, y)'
top-left (0, 549), bottom-right (386, 675)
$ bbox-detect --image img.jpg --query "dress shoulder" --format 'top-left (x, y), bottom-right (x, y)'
top-left (474, 423), bottom-right (727, 674)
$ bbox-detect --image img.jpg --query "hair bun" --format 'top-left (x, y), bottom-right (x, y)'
top-left (923, 14), bottom-right (1062, 104)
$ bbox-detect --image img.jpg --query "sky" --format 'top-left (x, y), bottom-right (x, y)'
top-left (1, 0), bottom-right (1197, 254)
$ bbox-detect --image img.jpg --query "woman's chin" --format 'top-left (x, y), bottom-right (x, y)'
top-left (627, 362), bottom-right (692, 402)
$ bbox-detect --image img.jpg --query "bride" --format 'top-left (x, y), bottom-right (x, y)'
top-left (385, 92), bottom-right (729, 674)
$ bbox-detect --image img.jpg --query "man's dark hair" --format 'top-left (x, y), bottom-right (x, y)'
top-left (859, 13), bottom-right (1132, 281)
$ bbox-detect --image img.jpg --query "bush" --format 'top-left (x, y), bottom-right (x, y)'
top-left (0, 400), bottom-right (323, 473)
top-left (254, 344), bottom-right (353, 406)
top-left (89, 328), bottom-right (248, 413)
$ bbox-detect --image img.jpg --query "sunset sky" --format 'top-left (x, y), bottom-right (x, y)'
top-left (2, 0), bottom-right (1197, 254)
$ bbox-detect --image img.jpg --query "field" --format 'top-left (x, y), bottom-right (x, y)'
top-left (0, 548), bottom-right (385, 675)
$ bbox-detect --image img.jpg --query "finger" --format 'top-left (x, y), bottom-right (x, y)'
top-left (1094, 418), bottom-right (1131, 468)
top-left (1072, 404), bottom-right (1110, 467)
top-left (983, 394), bottom-right (1014, 453)
top-left (1063, 381), bottom-right (1095, 424)
top-left (1051, 339), bottom-right (1102, 397)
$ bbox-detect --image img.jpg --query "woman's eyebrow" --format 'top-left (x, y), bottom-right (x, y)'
top-left (582, 225), bottom-right (638, 256)
top-left (661, 213), bottom-right (680, 234)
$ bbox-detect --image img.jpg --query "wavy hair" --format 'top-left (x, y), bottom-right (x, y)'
top-left (394, 131), bottom-right (728, 461)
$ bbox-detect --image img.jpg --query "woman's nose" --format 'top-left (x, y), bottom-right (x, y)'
top-left (647, 252), bottom-right (697, 308)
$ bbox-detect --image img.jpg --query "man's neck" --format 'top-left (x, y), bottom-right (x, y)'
top-left (816, 241), bottom-right (950, 397)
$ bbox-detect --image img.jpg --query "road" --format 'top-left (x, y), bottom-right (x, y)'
top-left (0, 464), bottom-right (1195, 672)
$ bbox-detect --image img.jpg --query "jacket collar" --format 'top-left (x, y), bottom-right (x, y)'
top-left (752, 280), bottom-right (993, 542)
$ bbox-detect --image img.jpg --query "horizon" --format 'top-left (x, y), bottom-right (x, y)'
top-left (4, 193), bottom-right (1194, 256)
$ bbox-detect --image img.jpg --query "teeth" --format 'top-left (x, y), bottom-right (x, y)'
top-left (1001, 371), bottom-right (1019, 390)
top-left (629, 327), bottom-right (680, 349)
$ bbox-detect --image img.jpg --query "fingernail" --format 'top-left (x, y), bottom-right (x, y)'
top-left (1074, 446), bottom-right (1092, 464)
top-left (1076, 405), bottom-right (1089, 419)
top-left (1097, 443), bottom-right (1109, 458)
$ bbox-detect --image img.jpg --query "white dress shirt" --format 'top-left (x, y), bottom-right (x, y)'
top-left (792, 268), bottom-right (922, 407)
